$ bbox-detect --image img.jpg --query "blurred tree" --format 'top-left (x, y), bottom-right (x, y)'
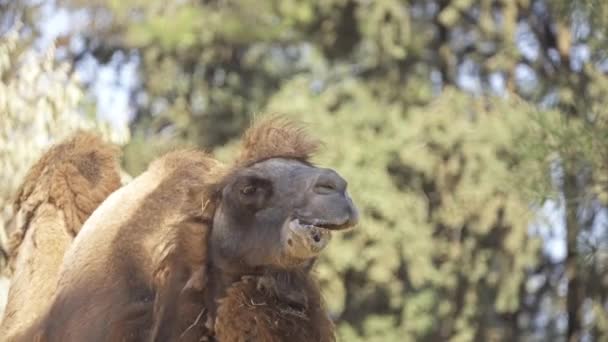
top-left (519, 107), bottom-right (608, 341)
top-left (264, 85), bottom-right (543, 341)
top-left (0, 0), bottom-right (38, 36)
top-left (28, 0), bottom-right (608, 340)
top-left (0, 23), bottom-right (130, 317)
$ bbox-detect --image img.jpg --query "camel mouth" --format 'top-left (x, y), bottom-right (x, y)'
top-left (296, 217), bottom-right (356, 231)
top-left (288, 219), bottom-right (334, 239)
top-left (282, 219), bottom-right (333, 259)
top-left (282, 214), bottom-right (356, 262)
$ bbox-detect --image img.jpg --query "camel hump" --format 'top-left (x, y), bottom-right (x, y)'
top-left (7, 132), bottom-right (122, 267)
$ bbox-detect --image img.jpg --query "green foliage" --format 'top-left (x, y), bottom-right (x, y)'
top-left (260, 82), bottom-right (542, 340)
top-left (5, 0), bottom-right (608, 340)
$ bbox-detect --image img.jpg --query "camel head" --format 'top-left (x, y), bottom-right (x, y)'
top-left (208, 117), bottom-right (359, 275)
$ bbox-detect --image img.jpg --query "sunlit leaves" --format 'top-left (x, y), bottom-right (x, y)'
top-left (264, 80), bottom-right (541, 340)
top-left (0, 26), bottom-right (129, 270)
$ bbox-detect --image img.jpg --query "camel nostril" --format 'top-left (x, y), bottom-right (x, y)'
top-left (314, 169), bottom-right (347, 195)
top-left (315, 183), bottom-right (336, 193)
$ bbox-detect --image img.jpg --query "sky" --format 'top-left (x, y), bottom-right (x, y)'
top-left (38, 3), bottom-right (137, 130)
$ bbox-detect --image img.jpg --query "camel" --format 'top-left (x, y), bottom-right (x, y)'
top-left (11, 117), bottom-right (358, 341)
top-left (0, 133), bottom-right (122, 341)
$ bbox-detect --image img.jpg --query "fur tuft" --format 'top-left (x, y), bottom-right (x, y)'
top-left (215, 274), bottom-right (335, 342)
top-left (7, 132), bottom-right (121, 272)
top-left (236, 116), bottom-right (322, 166)
top-left (1, 132), bottom-right (122, 340)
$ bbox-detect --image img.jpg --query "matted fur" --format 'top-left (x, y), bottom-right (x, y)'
top-left (6, 132), bottom-right (121, 270)
top-left (0, 132), bottom-right (121, 339)
top-left (215, 274), bottom-right (335, 342)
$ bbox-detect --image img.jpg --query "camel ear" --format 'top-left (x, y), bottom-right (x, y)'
top-left (181, 267), bottom-right (207, 293)
top-left (201, 195), bottom-right (220, 221)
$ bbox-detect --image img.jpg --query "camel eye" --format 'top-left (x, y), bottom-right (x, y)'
top-left (241, 185), bottom-right (257, 196)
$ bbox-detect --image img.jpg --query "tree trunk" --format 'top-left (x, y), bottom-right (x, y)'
top-left (564, 167), bottom-right (583, 342)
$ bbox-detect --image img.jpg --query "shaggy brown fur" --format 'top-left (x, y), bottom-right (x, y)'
top-left (0, 132), bottom-right (121, 340)
top-left (215, 272), bottom-right (335, 342)
top-left (236, 116), bottom-right (321, 166)
top-left (12, 117), bottom-right (351, 342)
top-left (10, 149), bottom-right (222, 341)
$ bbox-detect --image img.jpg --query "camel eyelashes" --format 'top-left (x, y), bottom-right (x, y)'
top-left (237, 176), bottom-right (271, 196)
top-left (315, 184), bottom-right (336, 194)
top-left (240, 185), bottom-right (258, 196)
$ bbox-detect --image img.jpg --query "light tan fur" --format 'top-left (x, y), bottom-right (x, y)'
top-left (15, 149), bottom-right (223, 341)
top-left (0, 132), bottom-right (121, 340)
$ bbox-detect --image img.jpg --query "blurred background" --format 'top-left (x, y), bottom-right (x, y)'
top-left (1, 0), bottom-right (607, 341)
